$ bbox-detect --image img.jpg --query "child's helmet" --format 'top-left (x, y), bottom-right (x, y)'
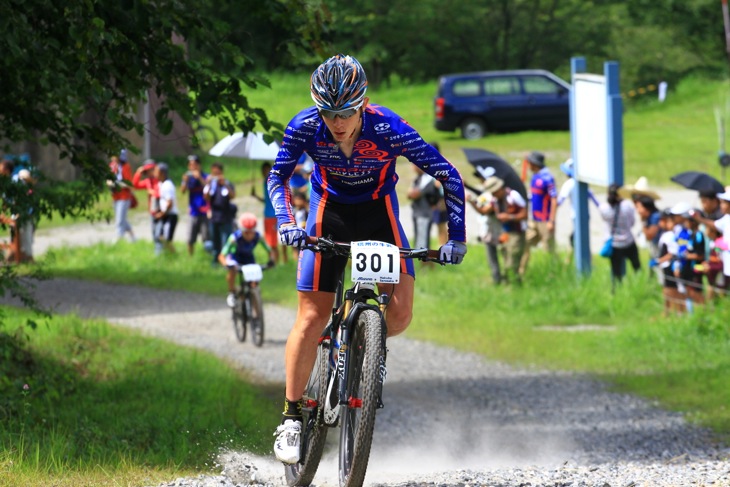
top-left (239, 212), bottom-right (257, 230)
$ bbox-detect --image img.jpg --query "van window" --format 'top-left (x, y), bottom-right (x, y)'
top-left (522, 75), bottom-right (563, 95)
top-left (483, 76), bottom-right (520, 96)
top-left (451, 79), bottom-right (481, 97)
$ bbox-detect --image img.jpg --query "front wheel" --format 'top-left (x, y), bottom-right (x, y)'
top-left (284, 336), bottom-right (330, 486)
top-left (249, 286), bottom-right (265, 347)
top-left (232, 297), bottom-right (246, 342)
top-left (338, 309), bottom-right (384, 487)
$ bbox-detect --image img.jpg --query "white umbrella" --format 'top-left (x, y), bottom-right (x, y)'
top-left (208, 132), bottom-right (248, 157)
top-left (244, 132), bottom-right (280, 161)
top-left (208, 131), bottom-right (280, 160)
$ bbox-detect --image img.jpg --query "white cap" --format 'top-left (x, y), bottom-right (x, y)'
top-left (718, 191), bottom-right (730, 202)
top-left (670, 201), bottom-right (692, 217)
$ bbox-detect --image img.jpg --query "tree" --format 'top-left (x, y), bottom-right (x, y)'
top-left (0, 0), bottom-right (327, 320)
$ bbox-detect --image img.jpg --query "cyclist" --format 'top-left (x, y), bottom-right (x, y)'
top-left (218, 212), bottom-right (275, 308)
top-left (267, 54), bottom-right (467, 464)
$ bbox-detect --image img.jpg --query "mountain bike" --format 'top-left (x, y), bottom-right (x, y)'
top-left (284, 237), bottom-right (440, 487)
top-left (231, 262), bottom-right (272, 347)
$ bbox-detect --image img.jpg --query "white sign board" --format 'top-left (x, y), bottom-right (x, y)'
top-left (573, 73), bottom-right (609, 186)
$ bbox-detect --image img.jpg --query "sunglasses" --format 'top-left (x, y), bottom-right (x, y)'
top-left (319, 104), bottom-right (362, 120)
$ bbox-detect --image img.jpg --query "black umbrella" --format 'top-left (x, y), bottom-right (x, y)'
top-left (670, 171), bottom-right (725, 194)
top-left (462, 148), bottom-right (527, 198)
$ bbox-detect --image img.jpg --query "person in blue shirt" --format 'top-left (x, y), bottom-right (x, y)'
top-left (181, 155), bottom-right (209, 256)
top-left (267, 54), bottom-right (467, 464)
top-left (520, 151), bottom-right (557, 275)
top-left (251, 161), bottom-right (288, 265)
top-left (218, 212), bottom-right (273, 308)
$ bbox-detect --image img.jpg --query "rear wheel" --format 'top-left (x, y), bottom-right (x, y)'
top-left (249, 286), bottom-right (265, 347)
top-left (338, 309), bottom-right (383, 487)
top-left (284, 337), bottom-right (330, 486)
top-left (232, 294), bottom-right (247, 342)
top-left (460, 117), bottom-right (487, 139)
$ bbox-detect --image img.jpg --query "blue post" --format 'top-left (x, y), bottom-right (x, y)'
top-left (606, 61), bottom-right (624, 187)
top-left (571, 57), bottom-right (591, 276)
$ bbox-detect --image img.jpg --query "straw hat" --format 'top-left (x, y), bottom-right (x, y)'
top-left (482, 176), bottom-right (505, 194)
top-left (618, 176), bottom-right (661, 201)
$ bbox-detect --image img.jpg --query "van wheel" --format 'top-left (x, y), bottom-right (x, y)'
top-left (460, 118), bottom-right (487, 139)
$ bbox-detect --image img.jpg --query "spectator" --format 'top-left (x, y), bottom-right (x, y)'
top-left (520, 151), bottom-right (557, 275)
top-left (556, 158), bottom-right (599, 259)
top-left (107, 152), bottom-right (136, 243)
top-left (12, 169), bottom-right (36, 262)
top-left (289, 153), bottom-right (313, 197)
top-left (204, 162), bottom-right (236, 266)
top-left (251, 162), bottom-right (287, 264)
top-left (682, 208), bottom-right (706, 306)
top-left (219, 212), bottom-right (274, 308)
top-left (699, 191), bottom-right (723, 220)
top-left (670, 202), bottom-right (694, 311)
top-left (481, 176), bottom-right (527, 284)
top-left (430, 142), bottom-right (449, 247)
top-left (701, 225), bottom-right (726, 299)
top-left (467, 175), bottom-right (503, 284)
top-left (406, 166), bottom-right (438, 251)
top-left (132, 159), bottom-right (163, 255)
top-left (692, 191), bottom-right (730, 295)
top-left (634, 196), bottom-right (661, 266)
top-left (655, 209), bottom-right (683, 316)
top-left (181, 155), bottom-right (209, 256)
top-left (599, 184), bottom-right (641, 290)
top-left (154, 163), bottom-right (178, 254)
top-left (291, 191), bottom-right (309, 260)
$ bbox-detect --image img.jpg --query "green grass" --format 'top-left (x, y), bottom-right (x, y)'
top-left (41, 240), bottom-right (730, 441)
top-left (0, 309), bottom-right (280, 487)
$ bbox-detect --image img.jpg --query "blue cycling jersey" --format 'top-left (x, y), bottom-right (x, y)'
top-left (268, 104), bottom-right (466, 242)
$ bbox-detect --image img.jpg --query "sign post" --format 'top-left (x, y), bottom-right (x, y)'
top-left (570, 57), bottom-right (624, 276)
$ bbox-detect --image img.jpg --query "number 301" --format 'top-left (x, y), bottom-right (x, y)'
top-left (355, 252), bottom-right (395, 273)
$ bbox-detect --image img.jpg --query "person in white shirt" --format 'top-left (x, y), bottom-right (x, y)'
top-left (599, 184), bottom-right (641, 291)
top-left (693, 191), bottom-right (730, 293)
top-left (155, 163), bottom-right (178, 254)
top-left (556, 159), bottom-right (599, 257)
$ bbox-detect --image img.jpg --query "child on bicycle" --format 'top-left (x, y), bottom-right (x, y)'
top-left (218, 212), bottom-right (275, 308)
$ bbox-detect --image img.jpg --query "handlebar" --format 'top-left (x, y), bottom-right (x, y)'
top-left (303, 236), bottom-right (443, 263)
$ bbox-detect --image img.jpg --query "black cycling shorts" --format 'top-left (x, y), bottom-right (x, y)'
top-left (296, 189), bottom-right (414, 292)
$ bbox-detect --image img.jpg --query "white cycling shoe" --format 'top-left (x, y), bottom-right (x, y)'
top-left (273, 419), bottom-right (302, 464)
top-left (226, 292), bottom-right (237, 308)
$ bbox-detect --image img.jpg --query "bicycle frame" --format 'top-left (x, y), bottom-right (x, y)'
top-left (308, 237), bottom-right (440, 412)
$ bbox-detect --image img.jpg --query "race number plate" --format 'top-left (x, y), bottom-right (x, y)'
top-left (350, 240), bottom-right (400, 284)
top-left (241, 264), bottom-right (263, 282)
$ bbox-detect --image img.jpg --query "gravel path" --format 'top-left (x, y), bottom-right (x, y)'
top-left (8, 186), bottom-right (729, 486)
top-left (4, 277), bottom-right (728, 487)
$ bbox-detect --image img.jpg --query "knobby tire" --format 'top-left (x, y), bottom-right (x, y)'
top-left (232, 296), bottom-right (246, 342)
top-left (249, 286), bottom-right (265, 347)
top-left (338, 309), bottom-right (383, 487)
top-left (284, 334), bottom-right (330, 486)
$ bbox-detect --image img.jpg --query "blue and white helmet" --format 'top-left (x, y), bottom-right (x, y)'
top-left (310, 54), bottom-right (368, 111)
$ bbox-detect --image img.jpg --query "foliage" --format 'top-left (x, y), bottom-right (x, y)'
top-left (0, 0), bottom-right (323, 222)
top-left (314, 0), bottom-right (727, 89)
top-left (0, 310), bottom-right (280, 484)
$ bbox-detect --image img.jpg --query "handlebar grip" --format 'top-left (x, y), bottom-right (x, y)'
top-left (427, 249), bottom-right (441, 260)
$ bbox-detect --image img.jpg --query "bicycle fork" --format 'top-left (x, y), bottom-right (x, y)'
top-left (324, 301), bottom-right (388, 427)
